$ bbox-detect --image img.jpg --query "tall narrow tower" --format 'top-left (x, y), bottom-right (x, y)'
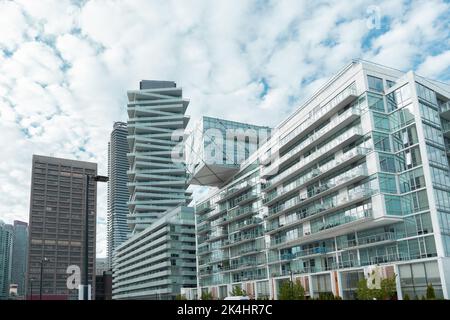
top-left (107, 122), bottom-right (129, 269)
top-left (126, 80), bottom-right (191, 234)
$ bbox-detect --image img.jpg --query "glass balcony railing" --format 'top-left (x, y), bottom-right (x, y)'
top-left (197, 223), bottom-right (210, 233)
top-left (263, 126), bottom-right (363, 179)
top-left (229, 217), bottom-right (263, 233)
top-left (339, 231), bottom-right (396, 249)
top-left (227, 205), bottom-right (258, 221)
top-left (227, 231), bottom-right (264, 246)
top-left (280, 106), bottom-right (361, 161)
top-left (269, 208), bottom-right (373, 248)
top-left (263, 146), bottom-right (370, 191)
top-left (218, 181), bottom-right (253, 202)
top-left (280, 83), bottom-right (358, 148)
top-left (439, 101), bottom-right (450, 113)
top-left (311, 209), bottom-right (372, 234)
top-left (231, 246), bottom-right (265, 258)
top-left (442, 121), bottom-right (450, 132)
top-left (196, 201), bottom-right (212, 214)
top-left (268, 165), bottom-right (368, 217)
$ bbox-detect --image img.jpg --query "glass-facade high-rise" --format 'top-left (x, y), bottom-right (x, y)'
top-left (126, 80), bottom-right (192, 235)
top-left (186, 116), bottom-right (271, 186)
top-left (112, 80), bottom-right (195, 299)
top-left (187, 60), bottom-right (450, 300)
top-left (112, 206), bottom-right (197, 300)
top-left (107, 122), bottom-right (129, 269)
top-left (11, 220), bottom-right (28, 297)
top-left (0, 220), bottom-right (13, 300)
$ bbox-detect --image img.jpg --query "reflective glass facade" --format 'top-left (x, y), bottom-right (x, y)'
top-left (190, 61), bottom-right (450, 300)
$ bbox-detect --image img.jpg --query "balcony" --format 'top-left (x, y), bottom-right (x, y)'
top-left (267, 165), bottom-right (368, 218)
top-left (228, 259), bottom-right (267, 272)
top-left (206, 231), bottom-right (228, 242)
top-left (440, 101), bottom-right (450, 120)
top-left (442, 121), bottom-right (450, 139)
top-left (218, 181), bottom-right (253, 203)
top-left (279, 106), bottom-right (361, 163)
top-left (196, 201), bottom-right (212, 214)
top-left (269, 209), bottom-right (374, 249)
top-left (266, 189), bottom-right (376, 235)
top-left (230, 191), bottom-right (258, 207)
top-left (231, 246), bottom-right (265, 259)
top-left (280, 83), bottom-right (358, 152)
top-left (205, 205), bottom-right (227, 221)
top-left (227, 205), bottom-right (258, 222)
top-left (223, 232), bottom-right (265, 248)
top-left (339, 231), bottom-right (396, 250)
top-left (262, 126), bottom-right (363, 179)
top-left (197, 223), bottom-right (211, 234)
top-left (229, 217), bottom-right (263, 233)
top-left (263, 146), bottom-right (370, 193)
top-left (266, 163), bottom-right (368, 209)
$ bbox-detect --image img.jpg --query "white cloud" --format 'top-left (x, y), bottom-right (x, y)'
top-left (0, 0), bottom-right (449, 258)
top-left (417, 51), bottom-right (450, 78)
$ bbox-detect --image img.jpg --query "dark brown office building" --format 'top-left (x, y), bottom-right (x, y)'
top-left (26, 155), bottom-right (97, 300)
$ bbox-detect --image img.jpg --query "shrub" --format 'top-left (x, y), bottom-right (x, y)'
top-left (229, 285), bottom-right (247, 297)
top-left (426, 284), bottom-right (436, 300)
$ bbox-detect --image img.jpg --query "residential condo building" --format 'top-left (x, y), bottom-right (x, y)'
top-left (27, 155), bottom-right (98, 300)
top-left (107, 122), bottom-right (129, 269)
top-left (11, 220), bottom-right (28, 297)
top-left (112, 80), bottom-right (194, 299)
top-left (126, 80), bottom-right (192, 235)
top-left (187, 60), bottom-right (450, 300)
top-left (0, 220), bottom-right (13, 299)
top-left (112, 206), bottom-right (196, 299)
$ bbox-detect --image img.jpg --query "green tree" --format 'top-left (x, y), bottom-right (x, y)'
top-left (356, 274), bottom-right (398, 300)
top-left (292, 280), bottom-right (306, 300)
top-left (201, 291), bottom-right (213, 300)
top-left (318, 292), bottom-right (341, 300)
top-left (403, 293), bottom-right (410, 300)
top-left (229, 285), bottom-right (247, 296)
top-left (426, 284), bottom-right (436, 300)
top-left (278, 280), bottom-right (306, 300)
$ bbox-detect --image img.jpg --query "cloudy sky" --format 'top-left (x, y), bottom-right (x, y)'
top-left (0, 0), bottom-right (449, 258)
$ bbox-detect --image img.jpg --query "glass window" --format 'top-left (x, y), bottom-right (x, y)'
top-left (416, 82), bottom-right (437, 105)
top-left (368, 75), bottom-right (384, 92)
top-left (373, 132), bottom-right (391, 151)
top-left (367, 93), bottom-right (385, 112)
top-left (419, 102), bottom-right (441, 126)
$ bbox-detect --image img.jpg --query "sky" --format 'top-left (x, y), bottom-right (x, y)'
top-left (0, 0), bottom-right (450, 258)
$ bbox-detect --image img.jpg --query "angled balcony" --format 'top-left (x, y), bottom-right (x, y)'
top-left (229, 217), bottom-right (263, 233)
top-left (217, 181), bottom-right (253, 203)
top-left (262, 126), bottom-right (363, 179)
top-left (263, 146), bottom-right (370, 192)
top-left (443, 121), bottom-right (450, 139)
top-left (196, 201), bottom-right (212, 214)
top-left (339, 231), bottom-right (396, 250)
top-left (280, 83), bottom-right (358, 153)
top-left (440, 101), bottom-right (450, 120)
top-left (267, 165), bottom-right (368, 219)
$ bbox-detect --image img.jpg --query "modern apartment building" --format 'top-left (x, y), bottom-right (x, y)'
top-left (107, 122), bottom-right (129, 268)
top-left (27, 155), bottom-right (98, 300)
top-left (188, 60), bottom-right (450, 300)
top-left (11, 220), bottom-right (28, 297)
top-left (126, 80), bottom-right (192, 235)
top-left (112, 206), bottom-right (197, 300)
top-left (0, 220), bottom-right (13, 299)
top-left (112, 80), bottom-right (194, 299)
top-left (186, 116), bottom-right (271, 186)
